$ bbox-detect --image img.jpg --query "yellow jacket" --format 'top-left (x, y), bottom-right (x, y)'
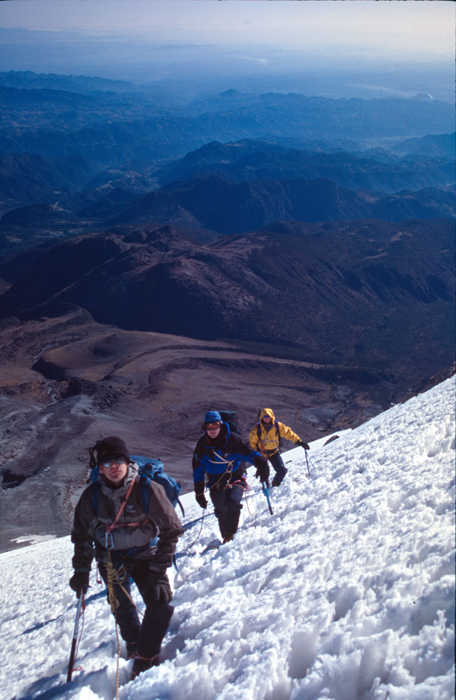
top-left (249, 408), bottom-right (301, 457)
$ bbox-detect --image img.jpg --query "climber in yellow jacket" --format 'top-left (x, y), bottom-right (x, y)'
top-left (249, 408), bottom-right (309, 486)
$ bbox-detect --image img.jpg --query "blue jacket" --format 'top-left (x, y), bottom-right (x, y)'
top-left (192, 422), bottom-right (260, 488)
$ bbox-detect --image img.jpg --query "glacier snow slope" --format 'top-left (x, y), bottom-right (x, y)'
top-left (0, 378), bottom-right (454, 700)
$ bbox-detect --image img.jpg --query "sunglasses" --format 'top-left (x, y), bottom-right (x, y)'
top-left (205, 421), bottom-right (221, 430)
top-left (100, 456), bottom-right (128, 468)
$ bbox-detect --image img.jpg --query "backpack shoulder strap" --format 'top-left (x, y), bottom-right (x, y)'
top-left (91, 482), bottom-right (101, 513)
top-left (275, 420), bottom-right (283, 448)
top-left (139, 474), bottom-right (152, 515)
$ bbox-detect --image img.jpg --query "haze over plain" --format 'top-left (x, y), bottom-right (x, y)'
top-left (0, 1), bottom-right (454, 100)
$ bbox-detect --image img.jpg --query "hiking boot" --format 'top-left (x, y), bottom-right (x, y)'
top-left (223, 534), bottom-right (234, 544)
top-left (131, 654), bottom-right (160, 680)
top-left (126, 642), bottom-right (137, 660)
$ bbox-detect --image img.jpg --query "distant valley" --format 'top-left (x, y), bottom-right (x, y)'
top-left (0, 138), bottom-right (454, 253)
top-left (0, 71), bottom-right (454, 248)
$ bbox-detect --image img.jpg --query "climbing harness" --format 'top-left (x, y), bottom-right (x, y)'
top-left (103, 479), bottom-right (147, 550)
top-left (256, 419), bottom-right (282, 456)
top-left (206, 452), bottom-right (235, 491)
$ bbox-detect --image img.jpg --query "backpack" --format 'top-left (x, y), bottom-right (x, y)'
top-left (90, 455), bottom-right (184, 517)
top-left (218, 410), bottom-right (241, 435)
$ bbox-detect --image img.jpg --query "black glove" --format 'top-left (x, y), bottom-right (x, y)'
top-left (195, 493), bottom-right (208, 509)
top-left (144, 571), bottom-right (173, 603)
top-left (296, 440), bottom-right (310, 450)
top-left (253, 455), bottom-right (270, 485)
top-left (69, 571), bottom-right (89, 598)
top-left (194, 482), bottom-right (207, 509)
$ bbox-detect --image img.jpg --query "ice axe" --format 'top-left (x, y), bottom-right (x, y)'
top-left (304, 448), bottom-right (311, 477)
top-left (262, 483), bottom-right (273, 515)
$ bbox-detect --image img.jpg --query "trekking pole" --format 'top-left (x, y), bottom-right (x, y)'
top-left (263, 484), bottom-right (273, 515)
top-left (67, 593), bottom-right (84, 683)
top-left (305, 449), bottom-right (311, 477)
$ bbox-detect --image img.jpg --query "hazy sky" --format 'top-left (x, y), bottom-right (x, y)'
top-left (0, 1), bottom-right (454, 63)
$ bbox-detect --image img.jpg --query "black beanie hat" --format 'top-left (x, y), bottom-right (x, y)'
top-left (89, 436), bottom-right (130, 469)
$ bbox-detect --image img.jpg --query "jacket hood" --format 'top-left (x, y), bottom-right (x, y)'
top-left (260, 408), bottom-right (275, 422)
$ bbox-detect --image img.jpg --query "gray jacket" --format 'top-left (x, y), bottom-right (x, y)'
top-left (71, 463), bottom-right (184, 574)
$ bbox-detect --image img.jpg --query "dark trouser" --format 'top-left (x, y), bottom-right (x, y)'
top-left (98, 559), bottom-right (173, 659)
top-left (210, 483), bottom-right (244, 540)
top-left (269, 452), bottom-right (288, 486)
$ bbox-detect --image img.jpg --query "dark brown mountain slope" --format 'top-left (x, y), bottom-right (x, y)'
top-left (1, 220), bottom-right (453, 384)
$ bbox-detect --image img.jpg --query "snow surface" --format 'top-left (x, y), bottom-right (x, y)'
top-left (1, 379), bottom-right (454, 700)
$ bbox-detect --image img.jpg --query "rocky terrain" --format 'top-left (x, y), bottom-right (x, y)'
top-left (0, 307), bottom-right (399, 553)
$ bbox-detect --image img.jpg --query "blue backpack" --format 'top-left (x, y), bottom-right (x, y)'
top-left (91, 455), bottom-right (185, 517)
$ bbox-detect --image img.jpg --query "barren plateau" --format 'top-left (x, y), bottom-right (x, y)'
top-left (0, 307), bottom-right (401, 553)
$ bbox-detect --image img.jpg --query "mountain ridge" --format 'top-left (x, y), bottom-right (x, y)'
top-left (108, 174), bottom-right (454, 234)
top-left (1, 220), bottom-right (453, 386)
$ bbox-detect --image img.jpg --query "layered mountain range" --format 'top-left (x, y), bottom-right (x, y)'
top-left (0, 141), bottom-right (454, 252)
top-left (0, 72), bottom-right (454, 250)
top-left (3, 138), bottom-right (454, 212)
top-left (1, 81), bottom-right (453, 159)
